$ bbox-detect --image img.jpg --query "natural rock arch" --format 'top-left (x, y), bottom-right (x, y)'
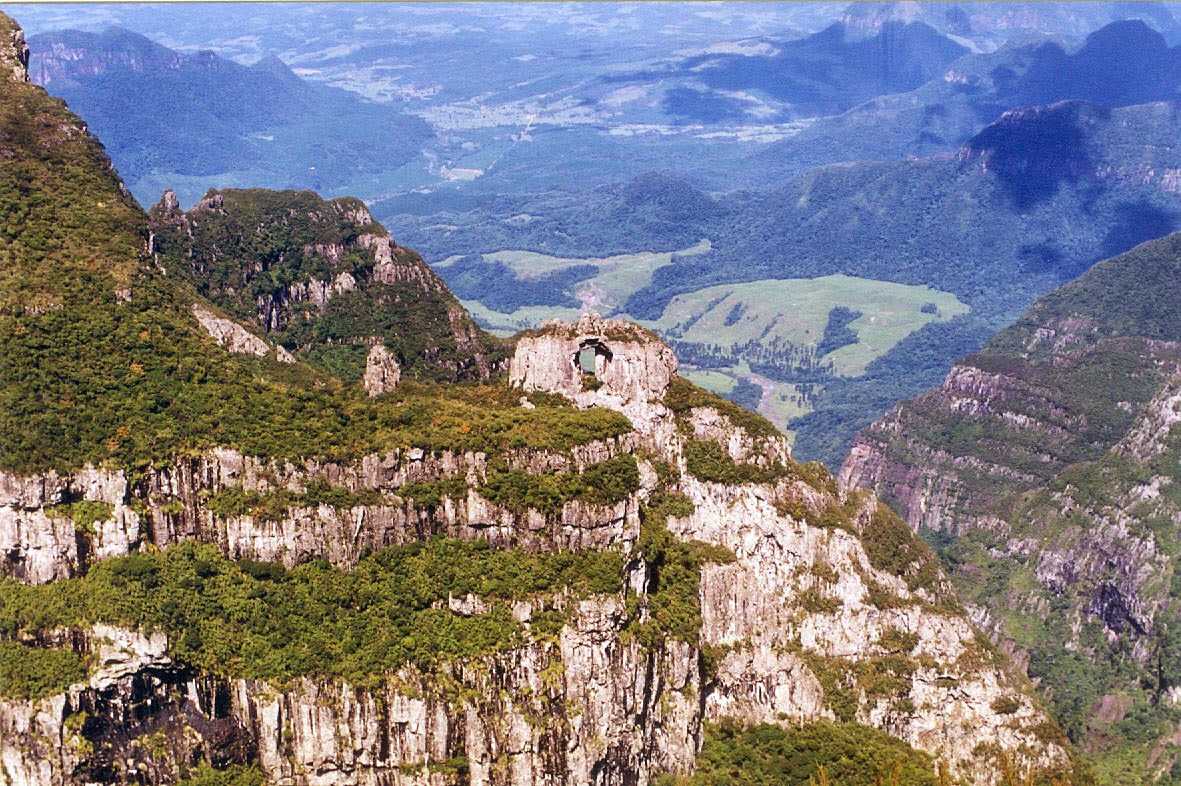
top-left (509, 314), bottom-right (676, 406)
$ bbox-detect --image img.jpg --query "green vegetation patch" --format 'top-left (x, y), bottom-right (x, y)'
top-left (665, 375), bottom-right (782, 443)
top-left (861, 504), bottom-right (944, 597)
top-left (0, 539), bottom-right (624, 692)
top-left (479, 455), bottom-right (641, 515)
top-left (206, 482), bottom-right (384, 522)
top-left (627, 491), bottom-right (735, 649)
top-left (46, 501), bottom-right (115, 534)
top-left (684, 439), bottom-right (790, 486)
top-left (657, 719), bottom-right (937, 786)
top-left (0, 641), bottom-right (87, 700)
top-left (650, 274), bottom-right (968, 378)
top-left (178, 765), bottom-right (265, 786)
top-left (800, 651), bottom-right (917, 724)
top-left (399, 476), bottom-right (471, 509)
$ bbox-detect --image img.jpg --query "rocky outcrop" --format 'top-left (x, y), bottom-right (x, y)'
top-left (511, 315), bottom-right (676, 404)
top-left (510, 313), bottom-right (678, 434)
top-left (0, 607), bottom-right (698, 786)
top-left (149, 189), bottom-right (505, 384)
top-left (840, 233), bottom-right (1181, 770)
top-left (191, 303), bottom-right (296, 363)
top-left (0, 318), bottom-right (1077, 784)
top-left (0, 439), bottom-right (642, 585)
top-left (363, 344), bottom-right (401, 395)
top-left (1, 15), bottom-right (28, 83)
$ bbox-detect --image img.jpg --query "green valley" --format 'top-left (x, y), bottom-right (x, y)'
top-left (444, 244), bottom-right (969, 437)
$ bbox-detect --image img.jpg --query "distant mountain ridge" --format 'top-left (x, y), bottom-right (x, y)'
top-left (26, 27), bottom-right (433, 206)
top-left (0, 12), bottom-right (1085, 782)
top-left (762, 19), bottom-right (1181, 179)
top-left (664, 19), bottom-right (968, 121)
top-left (392, 97), bottom-right (1181, 465)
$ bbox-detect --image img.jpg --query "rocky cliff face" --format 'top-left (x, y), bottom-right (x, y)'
top-left (840, 329), bottom-right (1181, 534)
top-left (841, 233), bottom-right (1181, 773)
top-left (149, 188), bottom-right (505, 384)
top-left (1, 317), bottom-right (1077, 785)
top-left (0, 14), bottom-right (28, 83)
top-left (510, 314), bottom-right (679, 432)
top-left (0, 11), bottom-right (1078, 783)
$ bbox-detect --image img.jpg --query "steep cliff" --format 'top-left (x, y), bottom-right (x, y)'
top-left (842, 232), bottom-right (1181, 778)
top-left (149, 188), bottom-right (505, 384)
top-left (0, 11), bottom-right (1079, 786)
top-left (0, 313), bottom-right (1081, 785)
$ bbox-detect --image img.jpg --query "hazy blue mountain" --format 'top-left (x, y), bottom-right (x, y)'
top-left (840, 1), bottom-right (1181, 47)
top-left (669, 20), bottom-right (967, 120)
top-left (760, 19), bottom-right (1181, 180)
top-left (27, 27), bottom-right (432, 206)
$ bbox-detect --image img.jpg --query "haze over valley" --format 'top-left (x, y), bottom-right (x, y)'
top-left (11, 1), bottom-right (1181, 465)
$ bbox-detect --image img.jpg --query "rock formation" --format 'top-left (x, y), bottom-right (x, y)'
top-left (510, 313), bottom-right (678, 432)
top-left (840, 232), bottom-right (1181, 771)
top-left (191, 303), bottom-right (296, 363)
top-left (149, 189), bottom-right (506, 383)
top-left (0, 11), bottom-right (1080, 782)
top-left (1, 14), bottom-right (29, 82)
top-left (363, 344), bottom-right (401, 395)
top-left (0, 317), bottom-right (1078, 785)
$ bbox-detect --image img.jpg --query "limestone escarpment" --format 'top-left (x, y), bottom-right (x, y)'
top-left (841, 331), bottom-right (1181, 534)
top-left (1, 613), bottom-right (698, 786)
top-left (0, 438), bottom-right (639, 586)
top-left (148, 188), bottom-right (505, 384)
top-left (191, 302), bottom-right (296, 363)
top-left (0, 318), bottom-right (1079, 785)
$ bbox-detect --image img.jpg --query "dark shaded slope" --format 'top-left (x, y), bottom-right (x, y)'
top-left (624, 101), bottom-right (1181, 464)
top-left (680, 20), bottom-right (966, 118)
top-left (763, 20), bottom-right (1181, 180)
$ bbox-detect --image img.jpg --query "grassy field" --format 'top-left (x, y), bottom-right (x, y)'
top-left (458, 299), bottom-right (584, 336)
top-left (441, 240), bottom-right (712, 318)
top-left (679, 368), bottom-right (737, 395)
top-left (680, 367), bottom-right (812, 442)
top-left (651, 274), bottom-right (968, 376)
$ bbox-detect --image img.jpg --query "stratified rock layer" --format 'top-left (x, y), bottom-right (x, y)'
top-left (0, 319), bottom-right (1075, 785)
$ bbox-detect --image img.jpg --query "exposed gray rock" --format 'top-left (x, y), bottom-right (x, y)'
top-left (0, 312), bottom-right (1075, 784)
top-left (191, 302), bottom-right (295, 363)
top-left (2, 21), bottom-right (29, 83)
top-left (510, 314), bottom-right (677, 409)
top-left (363, 344), bottom-right (401, 395)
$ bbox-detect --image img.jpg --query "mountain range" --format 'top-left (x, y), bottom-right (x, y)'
top-left (0, 12), bottom-right (1084, 785)
top-left (389, 97), bottom-right (1181, 466)
top-left (842, 231), bottom-right (1181, 782)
